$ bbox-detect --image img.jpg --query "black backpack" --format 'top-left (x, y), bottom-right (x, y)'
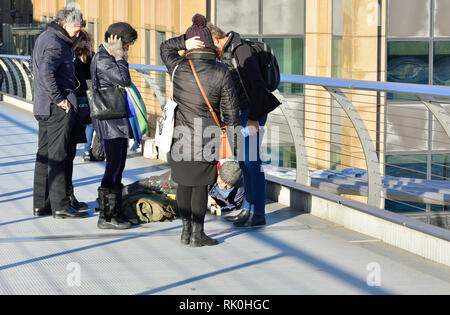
top-left (232, 39), bottom-right (281, 93)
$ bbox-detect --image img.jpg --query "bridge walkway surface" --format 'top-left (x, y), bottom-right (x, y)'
top-left (0, 101), bottom-right (449, 295)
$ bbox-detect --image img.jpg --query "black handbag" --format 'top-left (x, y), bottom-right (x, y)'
top-left (87, 54), bottom-right (128, 120)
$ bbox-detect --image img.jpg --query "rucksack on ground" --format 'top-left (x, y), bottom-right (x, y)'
top-left (121, 192), bottom-right (178, 225)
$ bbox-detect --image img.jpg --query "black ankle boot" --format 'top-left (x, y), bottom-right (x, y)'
top-left (68, 185), bottom-right (88, 211)
top-left (96, 186), bottom-right (131, 230)
top-left (189, 221), bottom-right (218, 247)
top-left (181, 218), bottom-right (192, 245)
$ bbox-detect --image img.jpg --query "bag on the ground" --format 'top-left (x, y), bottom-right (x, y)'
top-left (91, 131), bottom-right (105, 161)
top-left (122, 171), bottom-right (177, 196)
top-left (233, 39), bottom-right (280, 93)
top-left (155, 65), bottom-right (179, 153)
top-left (121, 192), bottom-right (178, 224)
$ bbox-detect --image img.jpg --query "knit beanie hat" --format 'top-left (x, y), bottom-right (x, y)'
top-left (219, 161), bottom-right (242, 187)
top-left (185, 14), bottom-right (216, 50)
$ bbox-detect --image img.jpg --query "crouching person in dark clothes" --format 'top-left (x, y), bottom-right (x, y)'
top-left (31, 6), bottom-right (88, 219)
top-left (208, 160), bottom-right (246, 215)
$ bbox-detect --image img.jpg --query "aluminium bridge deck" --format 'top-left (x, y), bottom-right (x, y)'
top-left (0, 101), bottom-right (449, 295)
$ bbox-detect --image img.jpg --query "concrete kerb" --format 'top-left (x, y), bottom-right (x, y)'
top-left (266, 175), bottom-right (450, 267)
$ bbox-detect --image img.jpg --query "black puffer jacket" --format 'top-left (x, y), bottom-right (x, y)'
top-left (160, 35), bottom-right (239, 162)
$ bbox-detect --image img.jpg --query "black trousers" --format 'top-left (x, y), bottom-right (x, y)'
top-left (33, 103), bottom-right (74, 211)
top-left (65, 139), bottom-right (77, 189)
top-left (101, 138), bottom-right (128, 188)
top-left (176, 184), bottom-right (208, 224)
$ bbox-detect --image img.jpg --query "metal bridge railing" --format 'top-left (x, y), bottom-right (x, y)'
top-left (1, 54), bottom-right (450, 227)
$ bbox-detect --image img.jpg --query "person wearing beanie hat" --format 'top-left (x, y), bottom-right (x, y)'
top-left (208, 161), bottom-right (247, 216)
top-left (160, 13), bottom-right (240, 247)
top-left (185, 14), bottom-right (217, 51)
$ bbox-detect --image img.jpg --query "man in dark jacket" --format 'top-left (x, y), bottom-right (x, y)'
top-left (207, 23), bottom-right (281, 227)
top-left (30, 7), bottom-right (88, 219)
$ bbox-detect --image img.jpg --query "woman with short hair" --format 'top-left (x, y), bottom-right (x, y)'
top-left (91, 22), bottom-right (137, 230)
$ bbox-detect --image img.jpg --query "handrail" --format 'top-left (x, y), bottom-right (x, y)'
top-left (281, 74), bottom-right (450, 98)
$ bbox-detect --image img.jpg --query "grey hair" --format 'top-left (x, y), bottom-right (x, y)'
top-left (207, 22), bottom-right (226, 39)
top-left (55, 6), bottom-right (86, 27)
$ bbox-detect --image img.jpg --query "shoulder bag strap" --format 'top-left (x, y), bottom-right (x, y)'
top-left (188, 59), bottom-right (222, 129)
top-left (170, 64), bottom-right (179, 100)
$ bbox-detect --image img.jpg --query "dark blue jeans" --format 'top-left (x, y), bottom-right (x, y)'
top-left (84, 125), bottom-right (94, 152)
top-left (101, 138), bottom-right (128, 188)
top-left (238, 110), bottom-right (267, 216)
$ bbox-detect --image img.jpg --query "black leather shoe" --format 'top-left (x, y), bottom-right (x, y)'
top-left (33, 207), bottom-right (52, 216)
top-left (68, 186), bottom-right (89, 211)
top-left (233, 213), bottom-right (266, 227)
top-left (224, 209), bottom-right (250, 223)
top-left (53, 208), bottom-right (89, 219)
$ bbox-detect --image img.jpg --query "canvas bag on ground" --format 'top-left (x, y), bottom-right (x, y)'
top-left (155, 65), bottom-right (179, 152)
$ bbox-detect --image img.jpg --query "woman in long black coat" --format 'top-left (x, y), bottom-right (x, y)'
top-left (90, 22), bottom-right (137, 230)
top-left (66, 30), bottom-right (92, 213)
top-left (160, 14), bottom-right (239, 247)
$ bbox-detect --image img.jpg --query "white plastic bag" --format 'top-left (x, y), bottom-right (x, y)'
top-left (155, 65), bottom-right (179, 152)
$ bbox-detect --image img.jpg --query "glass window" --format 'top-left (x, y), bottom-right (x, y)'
top-left (385, 154), bottom-right (428, 213)
top-left (434, 0), bottom-right (450, 37)
top-left (430, 154), bottom-right (450, 212)
top-left (433, 41), bottom-right (450, 86)
top-left (332, 37), bottom-right (343, 78)
top-left (386, 103), bottom-right (429, 152)
top-left (262, 0), bottom-right (304, 35)
top-left (432, 103), bottom-right (450, 151)
top-left (388, 0), bottom-right (430, 38)
top-left (263, 38), bottom-right (303, 75)
top-left (145, 29), bottom-right (150, 65)
top-left (264, 38), bottom-right (303, 94)
top-left (156, 31), bottom-right (166, 90)
top-left (332, 0), bottom-right (343, 36)
top-left (216, 0), bottom-right (259, 35)
top-left (431, 154), bottom-right (450, 181)
top-left (387, 41), bottom-right (429, 85)
top-left (88, 22), bottom-right (94, 37)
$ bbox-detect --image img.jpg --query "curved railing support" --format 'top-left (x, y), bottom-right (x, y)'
top-left (419, 96), bottom-right (450, 140)
top-left (0, 59), bottom-right (14, 95)
top-left (325, 87), bottom-right (384, 208)
top-left (3, 58), bottom-right (24, 98)
top-left (274, 90), bottom-right (310, 186)
top-left (11, 59), bottom-right (33, 101)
